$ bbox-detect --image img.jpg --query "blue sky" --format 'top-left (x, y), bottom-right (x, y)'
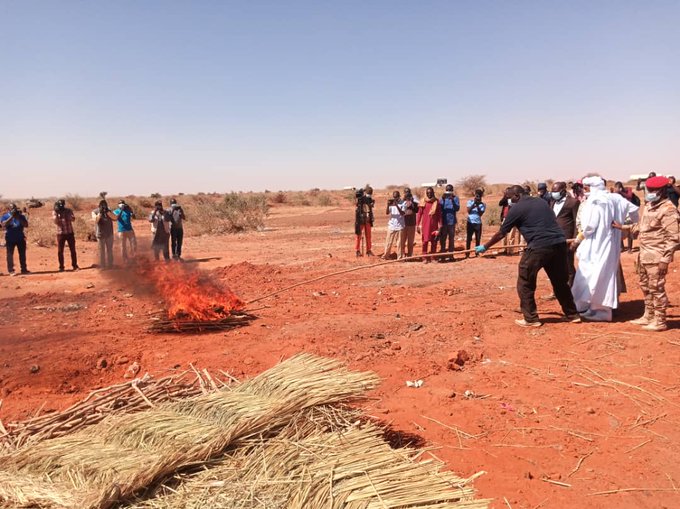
top-left (1, 0), bottom-right (678, 198)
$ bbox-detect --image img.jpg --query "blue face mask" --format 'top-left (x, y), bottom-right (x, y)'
top-left (646, 192), bottom-right (659, 202)
top-left (551, 192), bottom-right (563, 201)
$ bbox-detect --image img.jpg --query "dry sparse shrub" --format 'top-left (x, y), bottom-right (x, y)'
top-left (317, 193), bottom-right (333, 206)
top-left (457, 175), bottom-right (488, 196)
top-left (271, 191), bottom-right (287, 204)
top-left (65, 193), bottom-right (83, 211)
top-left (185, 193), bottom-right (269, 235)
top-left (27, 212), bottom-right (94, 247)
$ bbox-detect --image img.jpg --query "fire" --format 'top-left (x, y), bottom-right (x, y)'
top-left (139, 262), bottom-right (244, 321)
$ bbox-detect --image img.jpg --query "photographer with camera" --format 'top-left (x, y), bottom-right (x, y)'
top-left (465, 189), bottom-right (486, 257)
top-left (354, 186), bottom-right (375, 257)
top-left (1, 203), bottom-right (29, 275)
top-left (382, 190), bottom-right (405, 260)
top-left (438, 184), bottom-right (460, 262)
top-left (149, 200), bottom-right (172, 261)
top-left (92, 200), bottom-right (118, 269)
top-left (113, 200), bottom-right (137, 263)
top-left (400, 187), bottom-right (419, 258)
top-left (52, 199), bottom-right (79, 272)
top-left (168, 198), bottom-right (187, 260)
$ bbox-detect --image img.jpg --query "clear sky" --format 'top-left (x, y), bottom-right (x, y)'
top-left (2, 0), bottom-right (678, 198)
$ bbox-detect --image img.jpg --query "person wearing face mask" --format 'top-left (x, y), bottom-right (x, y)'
top-left (400, 187), bottom-right (419, 258)
top-left (549, 182), bottom-right (580, 287)
top-left (613, 176), bottom-right (680, 331)
top-left (113, 200), bottom-right (137, 263)
top-left (537, 183), bottom-right (551, 204)
top-left (416, 187), bottom-right (441, 263)
top-left (465, 189), bottom-right (486, 257)
top-left (570, 176), bottom-right (619, 322)
top-left (149, 200), bottom-right (172, 261)
top-left (473, 185), bottom-right (579, 327)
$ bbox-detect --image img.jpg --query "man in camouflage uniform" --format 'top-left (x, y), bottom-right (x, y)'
top-left (616, 176), bottom-right (680, 331)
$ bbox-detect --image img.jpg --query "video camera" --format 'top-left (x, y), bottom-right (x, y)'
top-left (354, 188), bottom-right (373, 207)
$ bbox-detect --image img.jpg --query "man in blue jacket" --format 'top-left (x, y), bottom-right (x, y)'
top-left (1, 204), bottom-right (29, 275)
top-left (438, 184), bottom-right (460, 262)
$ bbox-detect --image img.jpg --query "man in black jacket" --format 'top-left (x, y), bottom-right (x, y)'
top-left (549, 182), bottom-right (580, 286)
top-left (475, 185), bottom-right (580, 327)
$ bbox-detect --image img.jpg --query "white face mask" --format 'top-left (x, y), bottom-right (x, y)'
top-left (551, 192), bottom-right (563, 201)
top-left (646, 192), bottom-right (659, 202)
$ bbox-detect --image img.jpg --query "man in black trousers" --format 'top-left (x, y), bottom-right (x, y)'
top-left (475, 185), bottom-right (580, 328)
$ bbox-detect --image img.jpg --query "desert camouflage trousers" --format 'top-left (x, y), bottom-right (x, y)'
top-left (638, 263), bottom-right (669, 322)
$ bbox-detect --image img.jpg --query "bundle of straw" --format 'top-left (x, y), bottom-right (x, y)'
top-left (0, 369), bottom-right (224, 453)
top-left (0, 354), bottom-right (380, 509)
top-left (128, 407), bottom-right (490, 509)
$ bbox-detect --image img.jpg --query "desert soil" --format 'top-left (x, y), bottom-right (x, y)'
top-left (1, 203), bottom-right (679, 509)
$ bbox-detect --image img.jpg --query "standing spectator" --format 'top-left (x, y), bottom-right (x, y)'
top-left (550, 182), bottom-right (580, 286)
top-left (614, 176), bottom-right (680, 331)
top-left (465, 189), bottom-right (486, 257)
top-left (354, 188), bottom-right (374, 257)
top-left (438, 184), bottom-right (460, 262)
top-left (149, 200), bottom-right (172, 261)
top-left (416, 187), bottom-right (441, 263)
top-left (168, 198), bottom-right (186, 260)
top-left (537, 183), bottom-right (551, 204)
top-left (499, 189), bottom-right (520, 255)
top-left (1, 204), bottom-right (29, 275)
top-left (113, 200), bottom-right (137, 263)
top-left (53, 199), bottom-right (79, 272)
top-left (92, 200), bottom-right (117, 269)
top-left (666, 176), bottom-right (680, 207)
top-left (382, 190), bottom-right (404, 259)
top-left (571, 181), bottom-right (586, 203)
top-left (400, 187), bottom-right (419, 258)
top-left (636, 171), bottom-right (657, 191)
top-left (613, 181), bottom-right (640, 253)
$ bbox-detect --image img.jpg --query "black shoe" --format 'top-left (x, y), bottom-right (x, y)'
top-left (20, 269), bottom-right (30, 275)
top-left (59, 267), bottom-right (65, 272)
top-left (356, 250), bottom-right (362, 257)
top-left (366, 251), bottom-right (374, 257)
top-left (73, 266), bottom-right (80, 271)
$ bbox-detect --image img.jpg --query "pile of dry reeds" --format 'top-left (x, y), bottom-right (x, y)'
top-left (128, 406), bottom-right (489, 509)
top-left (0, 369), bottom-right (226, 453)
top-left (0, 354), bottom-right (490, 509)
top-left (0, 354), bottom-right (379, 509)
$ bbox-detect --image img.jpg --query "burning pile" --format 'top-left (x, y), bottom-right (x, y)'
top-left (137, 261), bottom-right (254, 332)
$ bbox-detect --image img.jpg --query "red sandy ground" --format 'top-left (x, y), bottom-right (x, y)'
top-left (1, 203), bottom-right (679, 509)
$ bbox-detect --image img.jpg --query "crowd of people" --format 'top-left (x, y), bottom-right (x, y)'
top-left (354, 184), bottom-right (489, 263)
top-left (354, 174), bottom-right (680, 331)
top-left (1, 198), bottom-right (187, 276)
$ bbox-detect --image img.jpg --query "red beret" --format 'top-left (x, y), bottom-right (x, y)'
top-left (646, 176), bottom-right (669, 189)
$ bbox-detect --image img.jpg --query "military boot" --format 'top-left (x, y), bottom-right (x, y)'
top-left (642, 312), bottom-right (668, 332)
top-left (629, 308), bottom-right (654, 325)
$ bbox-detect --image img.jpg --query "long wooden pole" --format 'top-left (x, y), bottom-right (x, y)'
top-left (245, 241), bottom-right (556, 306)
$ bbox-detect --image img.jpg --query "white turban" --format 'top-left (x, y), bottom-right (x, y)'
top-left (582, 176), bottom-right (605, 189)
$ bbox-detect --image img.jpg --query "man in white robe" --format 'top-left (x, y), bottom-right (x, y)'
top-left (571, 176), bottom-right (619, 321)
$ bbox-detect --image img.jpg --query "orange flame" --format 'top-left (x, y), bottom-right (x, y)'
top-left (139, 262), bottom-right (244, 321)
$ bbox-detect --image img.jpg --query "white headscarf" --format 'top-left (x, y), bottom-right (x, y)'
top-left (582, 176), bottom-right (605, 190)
